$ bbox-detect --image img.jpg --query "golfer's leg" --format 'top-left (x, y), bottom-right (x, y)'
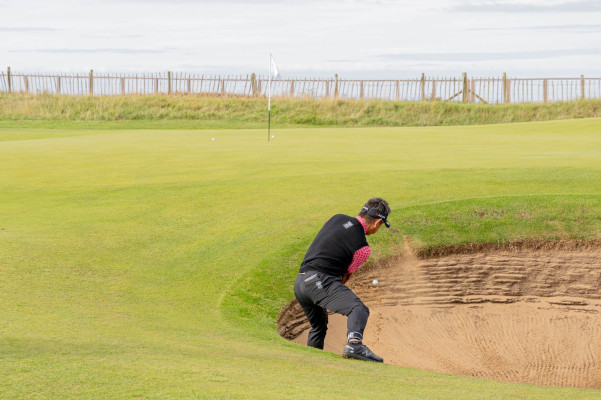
top-left (294, 273), bottom-right (329, 349)
top-left (318, 280), bottom-right (370, 341)
top-left (346, 302), bottom-right (369, 341)
top-left (295, 301), bottom-right (328, 349)
top-left (303, 305), bottom-right (329, 349)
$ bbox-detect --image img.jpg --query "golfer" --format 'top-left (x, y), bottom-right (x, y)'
top-left (294, 197), bottom-right (391, 362)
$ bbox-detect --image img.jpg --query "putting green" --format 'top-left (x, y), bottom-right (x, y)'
top-left (1, 119), bottom-right (601, 399)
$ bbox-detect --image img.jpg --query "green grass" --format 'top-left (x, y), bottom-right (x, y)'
top-left (2, 93), bottom-right (601, 129)
top-left (2, 119), bottom-right (601, 399)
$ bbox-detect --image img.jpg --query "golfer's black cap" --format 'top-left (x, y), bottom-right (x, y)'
top-left (363, 206), bottom-right (390, 228)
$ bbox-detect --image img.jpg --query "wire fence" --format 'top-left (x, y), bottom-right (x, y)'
top-left (1, 68), bottom-right (600, 104)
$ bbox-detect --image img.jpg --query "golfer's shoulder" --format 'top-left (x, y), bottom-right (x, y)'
top-left (329, 213), bottom-right (353, 221)
top-left (325, 214), bottom-right (366, 246)
top-left (329, 214), bottom-right (363, 233)
top-left (328, 214), bottom-right (358, 226)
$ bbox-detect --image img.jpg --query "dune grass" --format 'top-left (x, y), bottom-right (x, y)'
top-left (2, 92), bottom-right (601, 129)
top-left (1, 119), bottom-right (601, 399)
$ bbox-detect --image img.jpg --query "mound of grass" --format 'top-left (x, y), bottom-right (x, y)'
top-left (2, 92), bottom-right (601, 129)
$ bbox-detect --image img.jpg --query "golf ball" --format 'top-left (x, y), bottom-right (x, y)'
top-left (373, 280), bottom-right (379, 285)
top-left (211, 138), bottom-right (215, 141)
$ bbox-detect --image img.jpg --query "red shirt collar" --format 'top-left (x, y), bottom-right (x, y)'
top-left (356, 216), bottom-right (368, 234)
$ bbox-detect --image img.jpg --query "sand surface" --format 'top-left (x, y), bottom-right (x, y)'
top-left (278, 243), bottom-right (601, 388)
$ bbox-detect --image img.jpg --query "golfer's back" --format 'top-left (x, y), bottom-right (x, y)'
top-left (299, 214), bottom-right (368, 277)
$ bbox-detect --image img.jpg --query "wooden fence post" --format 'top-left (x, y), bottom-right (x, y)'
top-left (462, 73), bottom-right (468, 103)
top-left (503, 72), bottom-right (511, 104)
top-left (431, 79), bottom-right (436, 100)
top-left (168, 71), bottom-right (172, 95)
top-left (121, 77), bottom-right (125, 96)
top-left (187, 78), bottom-right (191, 95)
top-left (24, 75), bottom-right (29, 93)
top-left (89, 69), bottom-right (94, 96)
top-left (360, 80), bottom-right (364, 100)
top-left (502, 72), bottom-right (507, 104)
top-left (57, 76), bottom-right (61, 95)
top-left (251, 73), bottom-right (257, 97)
top-left (471, 79), bottom-right (476, 103)
top-left (290, 80), bottom-right (294, 97)
top-left (581, 75), bottom-right (585, 100)
top-left (396, 80), bottom-right (400, 101)
top-left (220, 79), bottom-right (225, 96)
top-left (7, 67), bottom-right (12, 93)
top-left (334, 74), bottom-right (339, 99)
top-left (325, 80), bottom-right (329, 98)
top-left (543, 79), bottom-right (548, 103)
top-left (420, 73), bottom-right (426, 101)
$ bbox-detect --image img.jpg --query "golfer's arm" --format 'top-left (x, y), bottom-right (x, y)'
top-left (343, 246), bottom-right (371, 285)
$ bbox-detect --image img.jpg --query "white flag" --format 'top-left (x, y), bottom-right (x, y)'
top-left (270, 54), bottom-right (281, 80)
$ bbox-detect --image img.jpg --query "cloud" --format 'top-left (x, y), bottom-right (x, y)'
top-left (93, 0), bottom-right (291, 3)
top-left (450, 0), bottom-right (601, 13)
top-left (376, 48), bottom-right (601, 62)
top-left (0, 27), bottom-right (59, 32)
top-left (468, 24), bottom-right (601, 33)
top-left (10, 47), bottom-right (178, 54)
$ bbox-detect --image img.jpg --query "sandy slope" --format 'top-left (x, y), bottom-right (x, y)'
top-left (278, 243), bottom-right (601, 388)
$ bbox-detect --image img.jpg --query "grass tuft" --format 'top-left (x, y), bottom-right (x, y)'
top-left (2, 93), bottom-right (601, 129)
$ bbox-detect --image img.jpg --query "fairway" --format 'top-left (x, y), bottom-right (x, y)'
top-left (2, 119), bottom-right (601, 399)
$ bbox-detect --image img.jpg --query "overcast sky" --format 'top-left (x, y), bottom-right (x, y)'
top-left (1, 0), bottom-right (600, 78)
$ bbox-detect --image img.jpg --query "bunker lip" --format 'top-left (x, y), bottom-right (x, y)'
top-left (278, 239), bottom-right (601, 389)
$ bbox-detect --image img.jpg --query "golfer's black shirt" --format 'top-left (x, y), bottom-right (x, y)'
top-left (299, 214), bottom-right (369, 277)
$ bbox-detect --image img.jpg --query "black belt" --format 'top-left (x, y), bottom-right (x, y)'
top-left (299, 271), bottom-right (342, 281)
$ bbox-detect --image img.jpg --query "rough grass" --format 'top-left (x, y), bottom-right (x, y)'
top-left (2, 120), bottom-right (601, 399)
top-left (2, 92), bottom-right (601, 129)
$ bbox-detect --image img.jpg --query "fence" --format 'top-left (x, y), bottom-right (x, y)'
top-left (1, 67), bottom-right (600, 104)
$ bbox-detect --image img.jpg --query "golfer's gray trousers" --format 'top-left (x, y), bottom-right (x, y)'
top-left (294, 271), bottom-right (370, 350)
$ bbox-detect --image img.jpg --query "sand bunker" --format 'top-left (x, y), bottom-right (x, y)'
top-left (278, 241), bottom-right (601, 388)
